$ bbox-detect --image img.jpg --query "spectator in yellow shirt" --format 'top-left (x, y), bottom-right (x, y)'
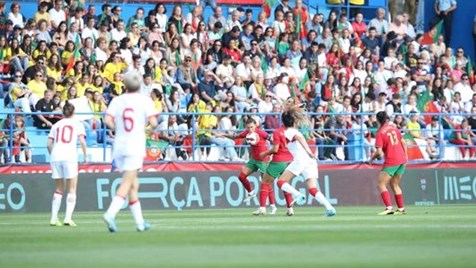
top-left (27, 71), bottom-right (47, 99)
top-left (103, 52), bottom-right (127, 84)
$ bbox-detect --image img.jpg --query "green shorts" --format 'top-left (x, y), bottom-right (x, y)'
top-left (382, 164), bottom-right (406, 177)
top-left (265, 161), bottom-right (290, 178)
top-left (245, 159), bottom-right (267, 174)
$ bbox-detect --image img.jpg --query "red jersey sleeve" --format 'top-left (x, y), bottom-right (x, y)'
top-left (257, 129), bottom-right (268, 140)
top-left (375, 130), bottom-right (384, 148)
top-left (238, 130), bottom-right (249, 139)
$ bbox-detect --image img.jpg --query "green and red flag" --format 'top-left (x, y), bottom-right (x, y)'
top-left (298, 70), bottom-right (309, 91)
top-left (403, 133), bottom-right (425, 160)
top-left (144, 138), bottom-right (168, 162)
top-left (417, 88), bottom-right (439, 124)
top-left (420, 20), bottom-right (443, 46)
top-left (467, 57), bottom-right (475, 84)
top-left (263, 0), bottom-right (278, 18)
top-left (63, 34), bottom-right (81, 76)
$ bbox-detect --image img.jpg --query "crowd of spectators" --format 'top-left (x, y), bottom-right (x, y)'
top-left (0, 0), bottom-right (476, 163)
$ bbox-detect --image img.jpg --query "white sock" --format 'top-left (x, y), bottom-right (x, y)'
top-left (64, 194), bottom-right (76, 222)
top-left (105, 196), bottom-right (126, 218)
top-left (129, 200), bottom-right (144, 225)
top-left (51, 192), bottom-right (63, 222)
top-left (314, 191), bottom-right (333, 210)
top-left (280, 182), bottom-right (302, 197)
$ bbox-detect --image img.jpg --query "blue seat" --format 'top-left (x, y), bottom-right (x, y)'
top-left (28, 131), bottom-right (50, 163)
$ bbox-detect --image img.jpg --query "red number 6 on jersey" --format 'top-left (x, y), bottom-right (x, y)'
top-left (123, 108), bottom-right (134, 132)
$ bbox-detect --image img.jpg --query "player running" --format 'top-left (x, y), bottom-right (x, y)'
top-left (47, 101), bottom-right (87, 227)
top-left (276, 106), bottom-right (336, 217)
top-left (369, 111), bottom-right (408, 215)
top-left (259, 126), bottom-right (295, 216)
top-left (102, 71), bottom-right (158, 232)
top-left (223, 118), bottom-right (277, 213)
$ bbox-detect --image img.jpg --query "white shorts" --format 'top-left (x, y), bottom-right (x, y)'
top-left (286, 159), bottom-right (319, 180)
top-left (51, 161), bottom-right (78, 179)
top-left (113, 155), bottom-right (143, 172)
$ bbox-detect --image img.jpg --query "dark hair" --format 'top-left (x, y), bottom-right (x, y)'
top-left (245, 118), bottom-right (257, 125)
top-left (63, 101), bottom-right (75, 118)
top-left (376, 111), bottom-right (389, 125)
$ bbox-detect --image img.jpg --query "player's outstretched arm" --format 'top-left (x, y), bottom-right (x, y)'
top-left (46, 138), bottom-right (54, 155)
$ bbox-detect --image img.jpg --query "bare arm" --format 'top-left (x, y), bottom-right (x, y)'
top-left (104, 114), bottom-right (115, 130)
top-left (79, 135), bottom-right (87, 163)
top-left (260, 144), bottom-right (279, 160)
top-left (47, 137), bottom-right (54, 154)
top-left (295, 132), bottom-right (314, 159)
top-left (369, 147), bottom-right (383, 164)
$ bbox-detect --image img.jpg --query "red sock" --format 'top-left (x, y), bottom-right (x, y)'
top-left (395, 194), bottom-right (404, 209)
top-left (309, 187), bottom-right (318, 197)
top-left (284, 192), bottom-right (293, 208)
top-left (380, 191), bottom-right (392, 208)
top-left (259, 183), bottom-right (270, 207)
top-left (238, 173), bottom-right (252, 193)
top-left (268, 187), bottom-right (276, 205)
top-left (277, 179), bottom-right (286, 189)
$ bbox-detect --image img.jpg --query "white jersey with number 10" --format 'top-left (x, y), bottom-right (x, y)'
top-left (106, 93), bottom-right (157, 158)
top-left (48, 118), bottom-right (86, 162)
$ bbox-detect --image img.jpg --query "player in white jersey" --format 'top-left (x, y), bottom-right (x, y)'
top-left (47, 101), bottom-right (87, 227)
top-left (276, 106), bottom-right (336, 217)
top-left (102, 71), bottom-right (158, 233)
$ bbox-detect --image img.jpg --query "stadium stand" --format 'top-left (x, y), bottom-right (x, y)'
top-left (0, 0), bottom-right (475, 164)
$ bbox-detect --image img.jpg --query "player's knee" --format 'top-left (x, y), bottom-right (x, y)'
top-left (308, 187), bottom-right (318, 196)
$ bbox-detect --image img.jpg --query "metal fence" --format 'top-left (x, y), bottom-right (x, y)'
top-left (0, 110), bottom-right (475, 164)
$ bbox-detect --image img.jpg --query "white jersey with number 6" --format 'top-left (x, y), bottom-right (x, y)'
top-left (48, 118), bottom-right (86, 162)
top-left (106, 92), bottom-right (157, 158)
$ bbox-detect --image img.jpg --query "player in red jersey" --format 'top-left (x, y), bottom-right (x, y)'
top-left (259, 126), bottom-right (295, 216)
top-left (370, 111), bottom-right (408, 215)
top-left (223, 118), bottom-right (276, 211)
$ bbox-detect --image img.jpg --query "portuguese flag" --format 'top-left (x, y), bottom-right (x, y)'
top-left (420, 20), bottom-right (443, 46)
top-left (144, 138), bottom-right (169, 161)
top-left (467, 57), bottom-right (475, 85)
top-left (417, 88), bottom-right (439, 124)
top-left (63, 34), bottom-right (81, 76)
top-left (403, 133), bottom-right (425, 160)
top-left (263, 0), bottom-right (277, 18)
top-left (298, 71), bottom-right (309, 91)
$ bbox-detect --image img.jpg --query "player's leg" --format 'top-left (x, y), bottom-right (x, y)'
top-left (50, 162), bottom-right (64, 226)
top-left (390, 165), bottom-right (406, 214)
top-left (63, 161), bottom-right (79, 226)
top-left (377, 167), bottom-right (394, 215)
top-left (302, 170), bottom-right (336, 217)
top-left (240, 163), bottom-right (257, 202)
top-left (277, 165), bottom-right (304, 206)
top-left (63, 176), bottom-right (78, 226)
top-left (253, 172), bottom-right (273, 215)
top-left (128, 174), bottom-right (150, 231)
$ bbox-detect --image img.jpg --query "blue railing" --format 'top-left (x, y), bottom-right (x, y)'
top-left (0, 110), bottom-right (475, 164)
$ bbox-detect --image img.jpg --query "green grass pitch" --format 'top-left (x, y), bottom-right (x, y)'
top-left (1, 205), bottom-right (475, 268)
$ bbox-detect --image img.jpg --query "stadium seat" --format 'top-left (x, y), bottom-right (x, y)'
top-left (28, 131), bottom-right (50, 163)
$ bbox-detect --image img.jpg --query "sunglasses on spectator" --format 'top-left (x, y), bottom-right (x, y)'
top-left (38, 61), bottom-right (44, 64)
top-left (251, 43), bottom-right (258, 46)
top-left (457, 50), bottom-right (463, 53)
top-left (36, 74), bottom-right (43, 77)
top-left (186, 59), bottom-right (192, 62)
top-left (15, 75), bottom-right (22, 78)
top-left (265, 95), bottom-right (272, 98)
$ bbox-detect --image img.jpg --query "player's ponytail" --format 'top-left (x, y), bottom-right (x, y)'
top-left (376, 111), bottom-right (389, 125)
top-left (63, 100), bottom-right (75, 118)
top-left (282, 105), bottom-right (309, 128)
